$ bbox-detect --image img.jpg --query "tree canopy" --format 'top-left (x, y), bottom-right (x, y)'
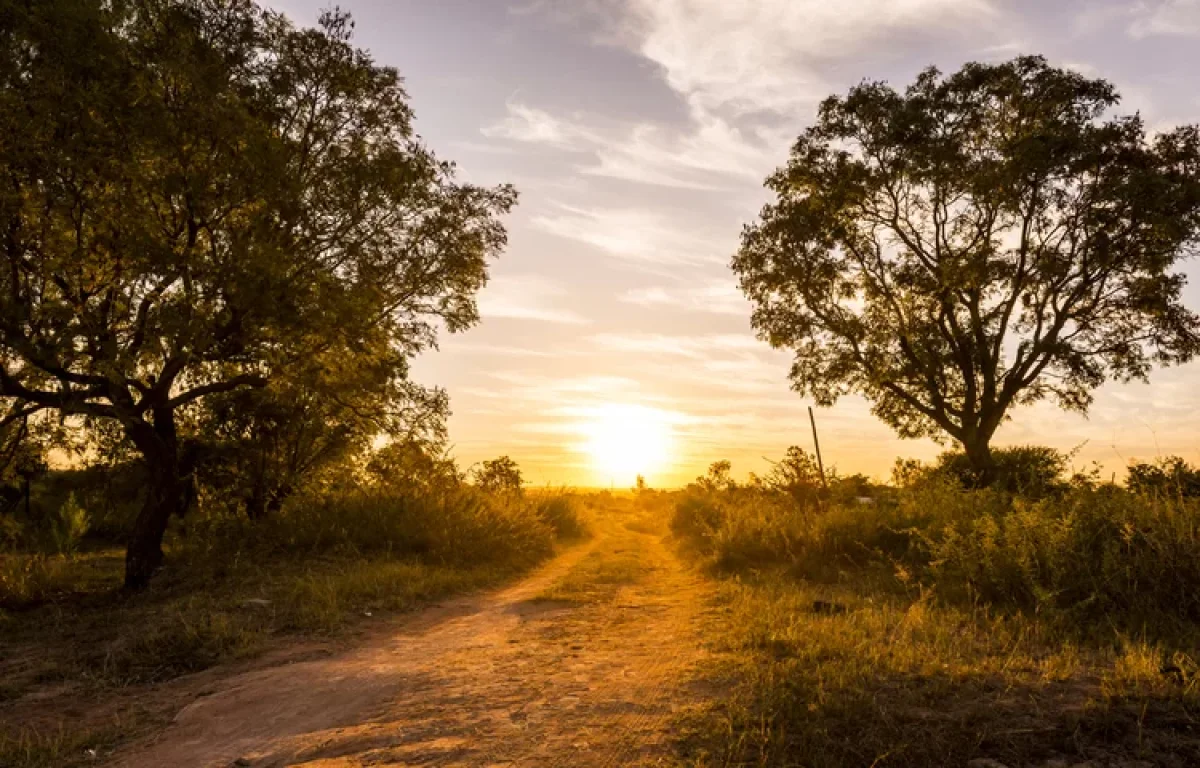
top-left (734, 56), bottom-right (1200, 480)
top-left (0, 0), bottom-right (515, 586)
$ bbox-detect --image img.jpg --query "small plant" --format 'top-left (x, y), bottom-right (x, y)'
top-left (49, 494), bottom-right (89, 557)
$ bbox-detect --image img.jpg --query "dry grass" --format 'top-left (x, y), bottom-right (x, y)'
top-left (536, 504), bottom-right (659, 604)
top-left (670, 480), bottom-right (1200, 767)
top-left (679, 576), bottom-right (1200, 766)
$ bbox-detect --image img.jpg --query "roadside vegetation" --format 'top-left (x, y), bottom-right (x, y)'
top-left (0, 451), bottom-right (588, 767)
top-left (671, 447), bottom-right (1200, 767)
top-left (685, 50), bottom-right (1200, 768)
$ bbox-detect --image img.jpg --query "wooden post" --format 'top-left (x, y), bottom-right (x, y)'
top-left (808, 406), bottom-right (827, 489)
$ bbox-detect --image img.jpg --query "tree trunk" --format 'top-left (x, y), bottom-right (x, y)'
top-left (962, 435), bottom-right (998, 488)
top-left (124, 409), bottom-right (190, 590)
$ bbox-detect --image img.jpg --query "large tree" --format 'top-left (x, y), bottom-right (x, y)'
top-left (734, 56), bottom-right (1200, 482)
top-left (0, 0), bottom-right (515, 587)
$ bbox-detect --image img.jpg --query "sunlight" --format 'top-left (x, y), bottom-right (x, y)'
top-left (581, 404), bottom-right (674, 484)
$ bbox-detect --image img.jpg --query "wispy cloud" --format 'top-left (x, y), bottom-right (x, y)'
top-left (531, 204), bottom-right (728, 268)
top-left (1129, 0), bottom-right (1200, 37)
top-left (588, 332), bottom-right (761, 358)
top-left (477, 274), bottom-right (590, 325)
top-left (483, 101), bottom-right (776, 189)
top-left (620, 279), bottom-right (748, 316)
top-left (481, 102), bottom-right (601, 149)
top-left (500, 0), bottom-right (1003, 193)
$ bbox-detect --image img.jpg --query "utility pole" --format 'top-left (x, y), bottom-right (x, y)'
top-left (808, 406), bottom-right (827, 489)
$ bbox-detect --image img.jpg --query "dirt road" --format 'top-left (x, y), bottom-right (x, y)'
top-left (114, 503), bottom-right (715, 767)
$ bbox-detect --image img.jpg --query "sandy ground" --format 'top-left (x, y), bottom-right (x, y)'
top-left (111, 516), bottom-right (715, 767)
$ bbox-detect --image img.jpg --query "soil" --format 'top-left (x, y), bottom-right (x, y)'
top-left (109, 518), bottom-right (716, 767)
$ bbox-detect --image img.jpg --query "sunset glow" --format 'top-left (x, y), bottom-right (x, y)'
top-left (580, 404), bottom-right (674, 485)
top-left (266, 0), bottom-right (1200, 487)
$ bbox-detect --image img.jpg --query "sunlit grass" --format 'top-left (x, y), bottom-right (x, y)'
top-left (679, 576), bottom-right (1200, 767)
top-left (671, 479), bottom-right (1200, 766)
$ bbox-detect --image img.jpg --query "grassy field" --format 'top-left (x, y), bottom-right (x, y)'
top-left (0, 486), bottom-right (590, 767)
top-left (668, 465), bottom-right (1200, 767)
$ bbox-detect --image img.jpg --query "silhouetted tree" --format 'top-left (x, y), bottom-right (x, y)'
top-left (735, 56), bottom-right (1200, 484)
top-left (367, 435), bottom-right (462, 496)
top-left (1127, 456), bottom-right (1200, 498)
top-left (197, 354), bottom-right (448, 519)
top-left (0, 1), bottom-right (515, 587)
top-left (764, 446), bottom-right (824, 506)
top-left (696, 460), bottom-right (735, 492)
top-left (472, 456), bottom-right (523, 495)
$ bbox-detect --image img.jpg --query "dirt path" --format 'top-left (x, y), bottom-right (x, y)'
top-left (113, 505), bottom-right (715, 767)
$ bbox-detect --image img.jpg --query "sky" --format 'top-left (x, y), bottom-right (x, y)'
top-left (268, 0), bottom-right (1200, 488)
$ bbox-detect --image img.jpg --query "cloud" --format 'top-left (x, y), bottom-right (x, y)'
top-left (620, 279), bottom-right (749, 316)
top-left (588, 332), bottom-right (761, 358)
top-left (481, 102), bottom-right (601, 149)
top-left (620, 0), bottom-right (998, 118)
top-left (476, 274), bottom-right (590, 324)
top-left (500, 0), bottom-right (1003, 191)
top-left (483, 101), bottom-right (777, 189)
top-left (531, 204), bottom-right (728, 267)
top-left (1130, 0), bottom-right (1200, 37)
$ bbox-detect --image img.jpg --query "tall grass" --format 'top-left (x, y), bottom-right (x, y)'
top-left (673, 461), bottom-right (1200, 766)
top-left (1, 483), bottom-right (589, 695)
top-left (179, 484), bottom-right (561, 573)
top-left (671, 476), bottom-right (1200, 637)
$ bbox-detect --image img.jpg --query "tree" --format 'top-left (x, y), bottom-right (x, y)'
top-left (1127, 456), bottom-right (1200, 498)
top-left (734, 56), bottom-right (1200, 484)
top-left (196, 351), bottom-right (448, 519)
top-left (0, 1), bottom-right (516, 587)
top-left (764, 446), bottom-right (824, 506)
top-left (472, 456), bottom-right (522, 495)
top-left (695, 460), bottom-right (735, 493)
top-left (367, 435), bottom-right (462, 496)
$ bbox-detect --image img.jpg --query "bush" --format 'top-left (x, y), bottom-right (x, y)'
top-left (181, 484), bottom-right (557, 574)
top-left (471, 456), bottom-right (523, 495)
top-left (927, 445), bottom-right (1070, 497)
top-left (49, 494), bottom-right (89, 556)
top-left (532, 491), bottom-right (590, 540)
top-left (926, 487), bottom-right (1200, 629)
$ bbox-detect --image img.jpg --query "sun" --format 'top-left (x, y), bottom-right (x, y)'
top-left (581, 404), bottom-right (673, 484)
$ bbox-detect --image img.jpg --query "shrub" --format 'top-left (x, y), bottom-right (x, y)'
top-left (762, 447), bottom-right (825, 507)
top-left (532, 491), bottom-right (590, 540)
top-left (671, 459), bottom-right (1200, 638)
top-left (0, 555), bottom-right (70, 609)
top-left (471, 456), bottom-right (523, 495)
top-left (925, 487), bottom-right (1200, 630)
top-left (1127, 456), bottom-right (1200, 498)
top-left (49, 494), bottom-right (89, 556)
top-left (179, 483), bottom-right (556, 575)
top-left (929, 445), bottom-right (1070, 496)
